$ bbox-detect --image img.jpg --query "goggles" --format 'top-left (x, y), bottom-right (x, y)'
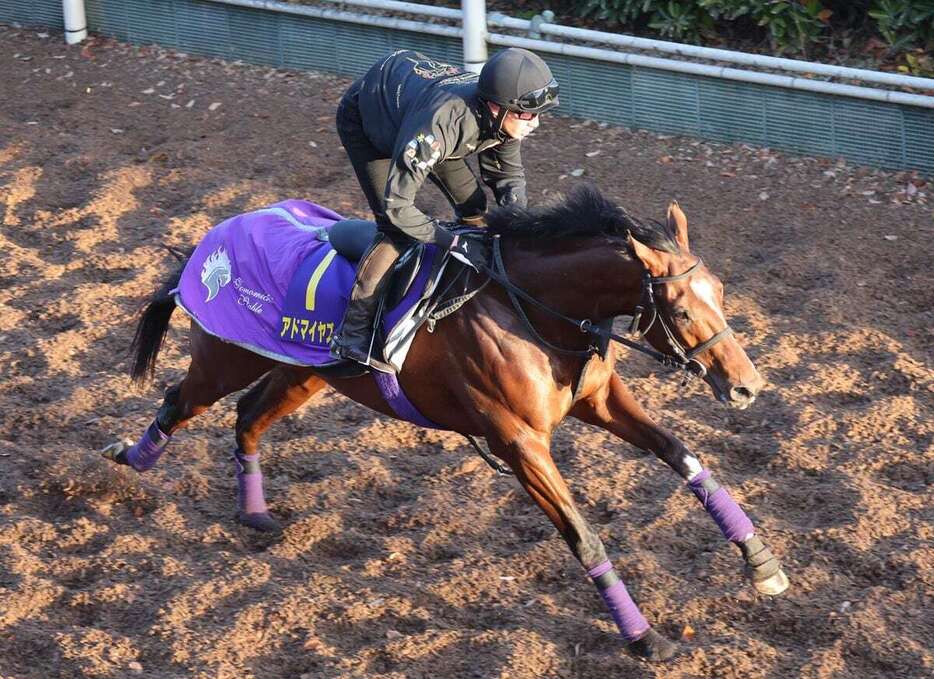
top-left (509, 79), bottom-right (559, 113)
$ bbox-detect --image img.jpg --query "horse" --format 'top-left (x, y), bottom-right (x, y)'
top-left (103, 185), bottom-right (788, 661)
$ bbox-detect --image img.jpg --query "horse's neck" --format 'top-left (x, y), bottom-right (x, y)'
top-left (504, 238), bottom-right (644, 321)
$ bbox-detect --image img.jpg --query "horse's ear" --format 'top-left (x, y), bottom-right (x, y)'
top-left (667, 200), bottom-right (689, 251)
top-left (628, 232), bottom-right (665, 275)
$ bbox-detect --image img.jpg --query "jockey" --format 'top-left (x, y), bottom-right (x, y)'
top-left (330, 47), bottom-right (559, 368)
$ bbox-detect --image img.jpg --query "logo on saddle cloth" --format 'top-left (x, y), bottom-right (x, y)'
top-left (279, 245), bottom-right (354, 347)
top-left (201, 246), bottom-right (231, 302)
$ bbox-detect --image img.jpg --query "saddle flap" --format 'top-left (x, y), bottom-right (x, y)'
top-left (384, 243), bottom-right (424, 310)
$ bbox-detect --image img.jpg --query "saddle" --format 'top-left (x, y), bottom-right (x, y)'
top-left (312, 218), bottom-right (449, 378)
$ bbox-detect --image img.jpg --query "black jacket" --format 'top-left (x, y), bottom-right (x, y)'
top-left (353, 50), bottom-right (528, 245)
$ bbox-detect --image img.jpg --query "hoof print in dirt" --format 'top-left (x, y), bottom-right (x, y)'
top-left (628, 629), bottom-right (679, 662)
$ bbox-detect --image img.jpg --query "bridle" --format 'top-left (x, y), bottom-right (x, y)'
top-left (625, 259), bottom-right (733, 379)
top-left (482, 236), bottom-right (734, 379)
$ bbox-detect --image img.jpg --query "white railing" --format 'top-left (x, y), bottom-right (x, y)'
top-left (200, 0), bottom-right (934, 109)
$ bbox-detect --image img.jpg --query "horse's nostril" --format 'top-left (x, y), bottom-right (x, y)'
top-left (731, 385), bottom-right (755, 402)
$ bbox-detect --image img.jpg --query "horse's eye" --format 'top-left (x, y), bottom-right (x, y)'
top-left (675, 309), bottom-right (692, 324)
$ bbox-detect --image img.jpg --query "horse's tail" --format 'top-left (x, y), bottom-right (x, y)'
top-left (130, 248), bottom-right (190, 384)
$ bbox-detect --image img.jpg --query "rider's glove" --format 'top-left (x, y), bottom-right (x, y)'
top-left (448, 234), bottom-right (487, 272)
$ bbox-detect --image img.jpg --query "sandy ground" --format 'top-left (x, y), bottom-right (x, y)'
top-left (0, 26), bottom-right (932, 679)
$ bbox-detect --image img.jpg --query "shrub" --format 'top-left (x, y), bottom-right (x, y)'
top-left (565, 0), bottom-right (934, 62)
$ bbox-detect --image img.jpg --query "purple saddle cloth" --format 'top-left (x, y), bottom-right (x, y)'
top-left (175, 200), bottom-right (438, 367)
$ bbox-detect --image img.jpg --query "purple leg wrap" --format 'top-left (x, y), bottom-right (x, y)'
top-left (587, 560), bottom-right (650, 642)
top-left (125, 420), bottom-right (171, 472)
top-left (234, 451), bottom-right (268, 515)
top-left (688, 469), bottom-right (754, 543)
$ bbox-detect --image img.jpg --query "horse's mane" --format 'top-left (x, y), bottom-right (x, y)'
top-left (486, 184), bottom-right (681, 254)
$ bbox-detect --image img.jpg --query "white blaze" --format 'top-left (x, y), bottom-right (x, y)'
top-left (690, 278), bottom-right (726, 325)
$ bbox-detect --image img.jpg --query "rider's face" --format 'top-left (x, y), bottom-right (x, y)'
top-left (488, 103), bottom-right (541, 140)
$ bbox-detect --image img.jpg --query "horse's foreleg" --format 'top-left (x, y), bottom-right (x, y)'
top-left (570, 372), bottom-right (788, 596)
top-left (486, 430), bottom-right (678, 661)
top-left (232, 367), bottom-right (326, 532)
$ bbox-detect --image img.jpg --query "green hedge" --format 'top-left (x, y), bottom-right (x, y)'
top-left (564, 1), bottom-right (933, 73)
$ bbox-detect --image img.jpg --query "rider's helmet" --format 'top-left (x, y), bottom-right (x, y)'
top-left (477, 48), bottom-right (559, 115)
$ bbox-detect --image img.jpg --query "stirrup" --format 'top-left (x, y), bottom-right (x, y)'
top-left (330, 338), bottom-right (395, 374)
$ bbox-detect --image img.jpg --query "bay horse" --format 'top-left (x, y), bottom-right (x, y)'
top-left (104, 186), bottom-right (788, 661)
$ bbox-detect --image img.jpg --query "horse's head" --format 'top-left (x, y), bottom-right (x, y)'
top-left (627, 202), bottom-right (764, 409)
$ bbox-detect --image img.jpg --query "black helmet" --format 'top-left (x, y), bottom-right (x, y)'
top-left (478, 48), bottom-right (559, 114)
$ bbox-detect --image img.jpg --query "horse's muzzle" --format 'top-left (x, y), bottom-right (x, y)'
top-left (708, 370), bottom-right (764, 410)
top-left (729, 384), bottom-right (758, 410)
top-left (725, 372), bottom-right (765, 409)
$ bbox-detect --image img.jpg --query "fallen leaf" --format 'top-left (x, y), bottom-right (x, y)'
top-left (208, 102), bottom-right (222, 111)
top-left (680, 624), bottom-right (695, 641)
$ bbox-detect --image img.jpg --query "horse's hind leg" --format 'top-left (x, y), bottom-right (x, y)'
top-left (485, 428), bottom-right (678, 662)
top-left (104, 325), bottom-right (274, 472)
top-left (231, 366), bottom-right (326, 532)
top-left (570, 371), bottom-right (788, 596)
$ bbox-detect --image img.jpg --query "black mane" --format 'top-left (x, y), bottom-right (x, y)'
top-left (485, 184), bottom-right (680, 254)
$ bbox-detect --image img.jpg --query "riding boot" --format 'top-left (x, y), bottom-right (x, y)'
top-left (330, 234), bottom-right (402, 367)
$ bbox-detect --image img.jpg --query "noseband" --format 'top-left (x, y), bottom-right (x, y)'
top-left (482, 237), bottom-right (733, 379)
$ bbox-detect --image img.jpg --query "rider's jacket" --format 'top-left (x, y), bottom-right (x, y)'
top-left (350, 50), bottom-right (528, 244)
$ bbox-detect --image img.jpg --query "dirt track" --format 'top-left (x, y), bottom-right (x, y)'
top-left (0, 26), bottom-right (931, 678)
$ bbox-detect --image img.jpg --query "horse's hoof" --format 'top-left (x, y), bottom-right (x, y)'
top-left (100, 440), bottom-right (131, 465)
top-left (753, 567), bottom-right (789, 596)
top-left (627, 628), bottom-right (679, 662)
top-left (236, 511), bottom-right (282, 533)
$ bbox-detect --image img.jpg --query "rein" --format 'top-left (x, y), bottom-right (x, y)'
top-left (484, 236), bottom-right (733, 379)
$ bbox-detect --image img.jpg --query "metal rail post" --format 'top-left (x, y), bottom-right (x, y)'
top-left (62, 0), bottom-right (87, 44)
top-left (461, 0), bottom-right (487, 73)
